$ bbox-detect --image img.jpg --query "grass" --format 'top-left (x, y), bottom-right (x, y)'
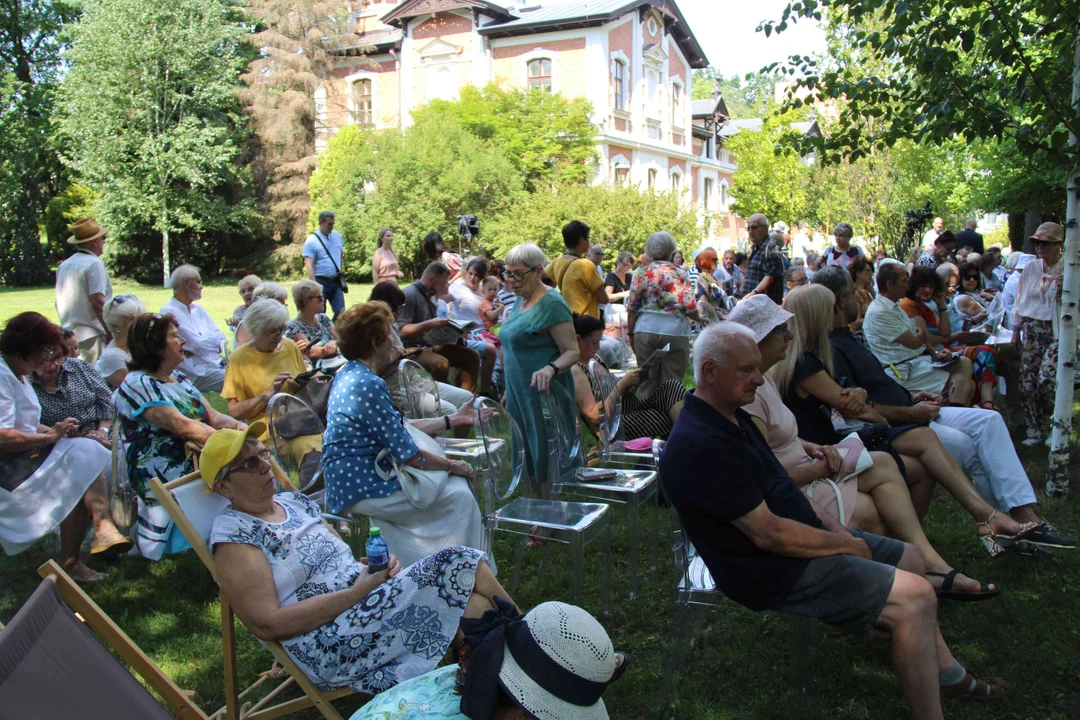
top-left (1, 283), bottom-right (1079, 718)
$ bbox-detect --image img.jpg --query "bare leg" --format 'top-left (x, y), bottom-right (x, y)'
top-left (59, 502), bottom-right (102, 582)
top-left (891, 427), bottom-right (1025, 536)
top-left (848, 492), bottom-right (885, 535)
top-left (944, 357), bottom-right (974, 406)
top-left (873, 546), bottom-right (945, 720)
top-left (901, 455), bottom-right (935, 522)
top-left (857, 453), bottom-right (991, 594)
top-left (1010, 504), bottom-right (1041, 524)
top-left (82, 473), bottom-right (121, 534)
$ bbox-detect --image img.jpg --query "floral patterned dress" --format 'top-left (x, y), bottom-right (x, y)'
top-left (210, 493), bottom-right (485, 694)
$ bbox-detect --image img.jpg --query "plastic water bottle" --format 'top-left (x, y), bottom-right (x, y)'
top-left (365, 527), bottom-right (389, 573)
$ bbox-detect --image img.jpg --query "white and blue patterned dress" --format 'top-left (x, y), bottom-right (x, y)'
top-left (209, 492), bottom-right (486, 693)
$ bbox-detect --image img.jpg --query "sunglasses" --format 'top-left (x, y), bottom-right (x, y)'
top-left (229, 448), bottom-right (271, 475)
top-left (963, 275), bottom-right (979, 281)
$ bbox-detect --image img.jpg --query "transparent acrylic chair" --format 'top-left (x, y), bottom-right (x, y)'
top-left (586, 360), bottom-right (660, 471)
top-left (474, 394), bottom-right (612, 614)
top-left (265, 393), bottom-right (361, 550)
top-left (540, 381), bottom-right (656, 599)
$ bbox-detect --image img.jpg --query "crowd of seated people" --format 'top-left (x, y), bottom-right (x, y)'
top-left (6, 215), bottom-right (1079, 718)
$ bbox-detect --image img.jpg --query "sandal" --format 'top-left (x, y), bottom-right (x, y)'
top-left (977, 510), bottom-right (1038, 557)
top-left (926, 570), bottom-right (999, 602)
top-left (941, 669), bottom-right (1008, 700)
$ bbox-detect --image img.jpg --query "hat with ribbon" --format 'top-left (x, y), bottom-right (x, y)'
top-left (459, 598), bottom-right (619, 720)
top-left (1029, 221), bottom-right (1064, 244)
top-left (67, 218), bottom-right (108, 245)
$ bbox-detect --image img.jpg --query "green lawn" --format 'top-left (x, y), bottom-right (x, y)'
top-left (0, 280), bottom-right (376, 338)
top-left (1, 284), bottom-right (1079, 718)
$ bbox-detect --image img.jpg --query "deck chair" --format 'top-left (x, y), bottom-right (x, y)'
top-left (150, 461), bottom-right (355, 720)
top-left (0, 559), bottom-right (209, 720)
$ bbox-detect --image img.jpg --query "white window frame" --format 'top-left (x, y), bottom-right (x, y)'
top-left (647, 168), bottom-right (658, 190)
top-left (521, 49), bottom-right (556, 93)
top-left (703, 177), bottom-right (714, 210)
top-left (669, 76), bottom-right (684, 130)
top-left (610, 50), bottom-right (630, 113)
top-left (719, 179), bottom-right (730, 210)
top-left (344, 69), bottom-right (378, 128)
top-left (670, 167), bottom-right (683, 194)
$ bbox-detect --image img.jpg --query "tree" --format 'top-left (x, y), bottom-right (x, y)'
top-left (484, 183), bottom-right (701, 261)
top-left (0, 0), bottom-right (77, 285)
top-left (691, 67), bottom-right (791, 120)
top-left (765, 0), bottom-right (1080, 493)
top-left (308, 117), bottom-right (524, 278)
top-left (60, 0), bottom-right (253, 285)
top-left (240, 0), bottom-right (354, 243)
top-left (725, 109), bottom-right (811, 224)
top-left (411, 84), bottom-right (598, 191)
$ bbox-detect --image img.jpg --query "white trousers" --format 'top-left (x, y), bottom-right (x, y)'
top-left (930, 406), bottom-right (1037, 513)
top-left (436, 382), bottom-right (474, 415)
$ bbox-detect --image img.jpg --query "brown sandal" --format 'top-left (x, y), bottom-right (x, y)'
top-left (941, 670), bottom-right (1008, 701)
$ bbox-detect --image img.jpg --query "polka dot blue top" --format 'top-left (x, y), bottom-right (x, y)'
top-left (322, 360), bottom-right (419, 514)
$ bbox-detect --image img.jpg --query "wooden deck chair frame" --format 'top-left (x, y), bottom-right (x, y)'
top-left (30, 559), bottom-right (211, 719)
top-left (150, 460), bottom-right (353, 720)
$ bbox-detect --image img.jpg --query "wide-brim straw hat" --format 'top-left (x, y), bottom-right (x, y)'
top-left (727, 294), bottom-right (794, 343)
top-left (67, 218), bottom-right (108, 245)
top-left (1029, 222), bottom-right (1064, 244)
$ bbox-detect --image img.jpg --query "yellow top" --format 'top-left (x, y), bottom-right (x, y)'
top-left (222, 340), bottom-right (308, 424)
top-left (545, 255), bottom-right (604, 318)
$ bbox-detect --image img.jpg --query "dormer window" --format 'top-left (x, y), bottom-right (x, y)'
top-left (528, 58), bottom-right (552, 92)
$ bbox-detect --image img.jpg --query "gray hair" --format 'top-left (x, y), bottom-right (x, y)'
top-left (291, 278), bottom-right (323, 309)
top-left (693, 322), bottom-right (756, 385)
top-left (504, 243), bottom-right (547, 270)
top-left (834, 222), bottom-right (854, 238)
top-left (253, 281), bottom-right (288, 304)
top-left (103, 294), bottom-right (146, 334)
top-left (810, 265), bottom-right (851, 300)
top-left (805, 251), bottom-right (821, 268)
top-left (168, 264), bottom-right (200, 290)
top-left (644, 232), bottom-right (677, 262)
top-left (936, 262), bottom-right (958, 281)
top-left (237, 274), bottom-right (262, 292)
top-left (616, 251), bottom-right (634, 266)
top-left (243, 298), bottom-right (290, 337)
top-left (768, 229), bottom-right (786, 244)
top-left (318, 210), bottom-right (335, 224)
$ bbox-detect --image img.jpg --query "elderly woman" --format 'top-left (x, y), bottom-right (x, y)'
top-left (0, 313), bottom-right (131, 583)
top-left (776, 285), bottom-right (1038, 560)
top-left (980, 252), bottom-right (1004, 292)
top-left (371, 228), bottom-right (404, 285)
top-left (222, 299), bottom-right (322, 483)
top-left (625, 231), bottom-right (700, 385)
top-left (693, 248), bottom-right (727, 323)
top-left (847, 256), bottom-right (874, 332)
top-left (498, 244), bottom-right (579, 494)
top-left (730, 296), bottom-right (998, 600)
top-left (323, 302), bottom-right (487, 567)
top-left (571, 314), bottom-right (683, 442)
top-left (203, 424), bottom-right (513, 696)
top-left (97, 294), bottom-right (146, 388)
top-left (227, 274), bottom-right (262, 340)
top-left (285, 278), bottom-right (343, 371)
top-left (823, 222), bottom-right (864, 269)
top-left (115, 313), bottom-right (244, 559)
top-left (235, 282), bottom-right (289, 347)
top-left (1011, 222), bottom-right (1065, 448)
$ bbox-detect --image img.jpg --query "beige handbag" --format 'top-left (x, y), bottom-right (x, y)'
top-left (375, 423), bottom-right (448, 509)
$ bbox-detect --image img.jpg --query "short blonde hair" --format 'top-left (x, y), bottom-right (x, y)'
top-left (253, 281), bottom-right (287, 304)
top-left (243, 299), bottom-right (290, 337)
top-left (237, 274), bottom-right (262, 292)
top-left (291, 279), bottom-right (323, 310)
top-left (504, 243), bottom-right (547, 270)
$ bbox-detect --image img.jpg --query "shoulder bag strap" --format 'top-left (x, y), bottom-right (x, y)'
top-left (311, 231), bottom-right (342, 276)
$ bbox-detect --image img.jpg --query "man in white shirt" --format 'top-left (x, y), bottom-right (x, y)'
top-left (161, 264), bottom-right (227, 392)
top-left (922, 216), bottom-right (944, 249)
top-left (55, 218), bottom-right (113, 364)
top-left (303, 210), bottom-right (347, 319)
top-left (863, 262), bottom-right (973, 401)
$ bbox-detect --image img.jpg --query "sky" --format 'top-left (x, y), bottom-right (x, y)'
top-left (678, 0), bottom-right (827, 78)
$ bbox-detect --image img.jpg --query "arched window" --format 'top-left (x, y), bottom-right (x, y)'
top-left (671, 172), bottom-right (681, 193)
top-left (647, 168), bottom-right (657, 190)
top-left (527, 58), bottom-right (552, 91)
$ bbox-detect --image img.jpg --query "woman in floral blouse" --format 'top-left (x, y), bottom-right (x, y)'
top-left (625, 232), bottom-right (701, 385)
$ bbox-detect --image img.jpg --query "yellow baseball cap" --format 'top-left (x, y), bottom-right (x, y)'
top-left (200, 421), bottom-right (268, 490)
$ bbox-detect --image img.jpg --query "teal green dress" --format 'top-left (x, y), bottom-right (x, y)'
top-left (349, 666), bottom-right (463, 719)
top-left (499, 289), bottom-right (576, 484)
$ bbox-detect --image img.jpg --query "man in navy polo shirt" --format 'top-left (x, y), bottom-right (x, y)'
top-left (661, 323), bottom-right (1008, 713)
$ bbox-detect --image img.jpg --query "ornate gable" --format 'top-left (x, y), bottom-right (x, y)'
top-left (381, 0), bottom-right (515, 28)
top-left (643, 42), bottom-right (668, 69)
top-left (418, 38), bottom-right (464, 60)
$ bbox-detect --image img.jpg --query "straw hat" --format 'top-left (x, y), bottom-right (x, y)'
top-left (727, 294), bottom-right (794, 343)
top-left (67, 218), bottom-right (108, 245)
top-left (1029, 222), bottom-right (1064, 244)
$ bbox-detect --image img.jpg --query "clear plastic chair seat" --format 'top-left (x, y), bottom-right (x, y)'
top-left (562, 469), bottom-right (657, 498)
top-left (494, 497), bottom-right (610, 538)
top-left (443, 437), bottom-right (505, 460)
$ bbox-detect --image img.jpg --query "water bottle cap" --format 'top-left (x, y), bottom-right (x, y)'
top-left (369, 526), bottom-right (381, 537)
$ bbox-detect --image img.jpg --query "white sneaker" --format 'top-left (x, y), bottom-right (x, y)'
top-left (1022, 437), bottom-right (1043, 447)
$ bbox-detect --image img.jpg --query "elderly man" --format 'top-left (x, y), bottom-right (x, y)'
top-left (303, 210), bottom-right (347, 318)
top-left (923, 216), bottom-right (944, 249)
top-left (661, 323), bottom-right (1009, 715)
top-left (737, 213), bottom-right (785, 304)
top-left (813, 266), bottom-right (1074, 552)
top-left (161, 265), bottom-right (228, 393)
top-left (55, 218), bottom-right (113, 364)
top-left (397, 261), bottom-right (482, 393)
top-left (954, 219), bottom-right (984, 254)
top-left (862, 262), bottom-right (974, 403)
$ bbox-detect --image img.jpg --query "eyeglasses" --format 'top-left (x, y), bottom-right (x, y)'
top-left (229, 448), bottom-right (271, 475)
top-left (501, 268), bottom-right (537, 282)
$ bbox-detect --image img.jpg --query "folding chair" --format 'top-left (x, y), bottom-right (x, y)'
top-left (150, 462), bottom-right (355, 720)
top-left (0, 559), bottom-right (209, 719)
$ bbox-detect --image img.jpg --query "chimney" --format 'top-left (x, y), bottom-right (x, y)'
top-left (711, 78), bottom-right (721, 102)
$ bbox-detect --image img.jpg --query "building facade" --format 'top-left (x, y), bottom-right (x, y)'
top-left (317, 0), bottom-right (746, 244)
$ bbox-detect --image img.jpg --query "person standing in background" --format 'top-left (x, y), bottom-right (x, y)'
top-left (303, 211), bottom-right (347, 318)
top-left (955, 219), bottom-right (984, 254)
top-left (923, 216), bottom-right (944, 249)
top-left (55, 218), bottom-right (112, 364)
top-left (371, 227), bottom-right (404, 285)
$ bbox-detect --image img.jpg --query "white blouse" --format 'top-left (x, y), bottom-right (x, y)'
top-left (1011, 258), bottom-right (1063, 326)
top-left (0, 358), bottom-right (41, 433)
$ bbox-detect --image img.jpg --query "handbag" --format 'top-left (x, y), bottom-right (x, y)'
top-left (275, 372), bottom-right (335, 439)
top-left (0, 445), bottom-right (53, 492)
top-left (375, 423), bottom-right (448, 509)
top-left (312, 231), bottom-right (348, 294)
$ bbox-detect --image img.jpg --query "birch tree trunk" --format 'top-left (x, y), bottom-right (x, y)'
top-left (162, 228), bottom-right (171, 288)
top-left (1046, 25), bottom-right (1080, 496)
